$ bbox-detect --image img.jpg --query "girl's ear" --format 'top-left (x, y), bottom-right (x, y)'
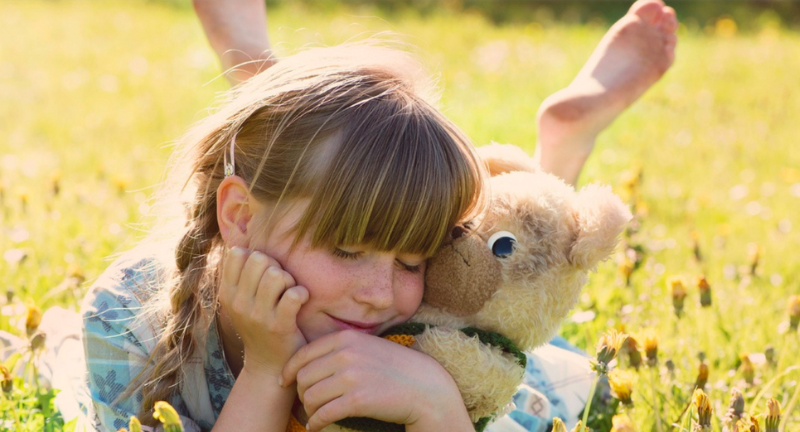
top-left (217, 176), bottom-right (257, 248)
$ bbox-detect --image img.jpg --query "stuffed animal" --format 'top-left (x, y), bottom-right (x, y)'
top-left (332, 143), bottom-right (632, 432)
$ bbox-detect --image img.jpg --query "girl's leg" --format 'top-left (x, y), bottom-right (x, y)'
top-left (535, 0), bottom-right (678, 185)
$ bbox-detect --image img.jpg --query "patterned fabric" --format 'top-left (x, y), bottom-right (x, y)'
top-left (78, 252), bottom-right (235, 432)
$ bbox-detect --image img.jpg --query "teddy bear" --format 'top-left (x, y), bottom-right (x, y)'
top-left (330, 143), bottom-right (632, 432)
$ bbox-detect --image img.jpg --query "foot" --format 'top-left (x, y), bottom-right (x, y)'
top-left (535, 0), bottom-right (678, 185)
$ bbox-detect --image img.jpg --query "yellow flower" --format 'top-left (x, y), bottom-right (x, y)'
top-left (695, 362), bottom-right (709, 390)
top-left (625, 335), bottom-right (643, 370)
top-left (788, 295), bottom-right (800, 331)
top-left (740, 354), bottom-right (755, 386)
top-left (592, 329), bottom-right (627, 375)
top-left (697, 276), bottom-right (712, 307)
top-left (668, 276), bottom-right (687, 316)
top-left (610, 414), bottom-right (637, 432)
top-left (609, 369), bottom-right (634, 406)
top-left (25, 305), bottom-right (42, 337)
top-left (552, 417), bottom-right (568, 432)
top-left (765, 399), bottom-right (780, 432)
top-left (129, 416), bottom-right (143, 432)
top-left (643, 328), bottom-right (659, 367)
top-left (153, 401), bottom-right (184, 432)
top-left (693, 389), bottom-right (713, 429)
top-left (571, 421), bottom-right (589, 432)
top-left (747, 244), bottom-right (760, 276)
top-left (1, 365), bottom-right (12, 395)
top-left (724, 388), bottom-right (745, 427)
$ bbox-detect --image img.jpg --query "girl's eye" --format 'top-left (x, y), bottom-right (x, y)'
top-left (396, 260), bottom-right (422, 274)
top-left (333, 248), bottom-right (362, 260)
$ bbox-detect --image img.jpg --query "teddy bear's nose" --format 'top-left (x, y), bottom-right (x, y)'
top-left (451, 225), bottom-right (469, 240)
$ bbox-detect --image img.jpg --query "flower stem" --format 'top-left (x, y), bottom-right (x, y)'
top-left (581, 375), bottom-right (599, 428)
top-left (652, 366), bottom-right (663, 432)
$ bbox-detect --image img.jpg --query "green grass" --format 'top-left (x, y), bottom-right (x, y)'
top-left (1, 1), bottom-right (799, 431)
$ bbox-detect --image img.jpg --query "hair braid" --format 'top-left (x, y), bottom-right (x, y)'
top-left (138, 194), bottom-right (221, 426)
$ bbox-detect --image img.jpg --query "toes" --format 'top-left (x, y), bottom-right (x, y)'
top-left (629, 0), bottom-right (665, 25)
top-left (659, 6), bottom-right (679, 33)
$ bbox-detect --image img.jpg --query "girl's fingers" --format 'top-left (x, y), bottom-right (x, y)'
top-left (282, 331), bottom-right (353, 386)
top-left (298, 373), bottom-right (346, 420)
top-left (305, 396), bottom-right (353, 432)
top-left (221, 247), bottom-right (248, 297)
top-left (237, 251), bottom-right (280, 299)
top-left (273, 285), bottom-right (309, 331)
top-left (256, 266), bottom-right (298, 310)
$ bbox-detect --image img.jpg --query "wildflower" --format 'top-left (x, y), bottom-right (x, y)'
top-left (764, 346), bottom-right (776, 367)
top-left (697, 276), bottom-right (712, 307)
top-left (788, 295), bottom-right (800, 331)
top-left (51, 172), bottom-right (61, 196)
top-left (592, 329), bottom-right (627, 375)
top-left (668, 276), bottom-right (687, 317)
top-left (552, 417), bottom-right (568, 432)
top-left (724, 388), bottom-right (745, 428)
top-left (129, 416), bottom-right (143, 432)
top-left (609, 369), bottom-right (634, 407)
top-left (30, 332), bottom-right (46, 352)
top-left (747, 244), bottom-right (760, 276)
top-left (643, 328), bottom-right (659, 367)
top-left (625, 336), bottom-right (643, 370)
top-left (692, 231), bottom-right (703, 262)
top-left (610, 414), bottom-right (637, 432)
top-left (619, 254), bottom-right (634, 286)
top-left (1, 365), bottom-right (12, 395)
top-left (748, 415), bottom-right (761, 432)
top-left (765, 399), bottom-right (780, 432)
top-left (740, 354), bottom-right (755, 386)
top-left (25, 305), bottom-right (42, 337)
top-left (695, 362), bottom-right (709, 390)
top-left (693, 389), bottom-right (713, 432)
top-left (665, 358), bottom-right (676, 379)
top-left (5, 289), bottom-right (13, 303)
top-left (570, 421), bottom-right (589, 432)
top-left (19, 193), bottom-right (28, 213)
top-left (153, 401), bottom-right (184, 432)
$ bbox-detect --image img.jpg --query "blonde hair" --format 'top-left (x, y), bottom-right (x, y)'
top-left (125, 43), bottom-right (485, 425)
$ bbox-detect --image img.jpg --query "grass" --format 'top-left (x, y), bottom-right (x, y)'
top-left (1, 1), bottom-right (799, 431)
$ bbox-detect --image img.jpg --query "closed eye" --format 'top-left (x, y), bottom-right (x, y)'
top-left (333, 248), bottom-right (362, 260)
top-left (396, 259), bottom-right (422, 274)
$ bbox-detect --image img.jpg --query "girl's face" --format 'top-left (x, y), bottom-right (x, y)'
top-left (247, 200), bottom-right (426, 342)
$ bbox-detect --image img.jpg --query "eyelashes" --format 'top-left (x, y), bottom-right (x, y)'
top-left (332, 248), bottom-right (422, 274)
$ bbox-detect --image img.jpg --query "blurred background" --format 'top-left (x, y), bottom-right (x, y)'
top-left (1, 1), bottom-right (799, 429)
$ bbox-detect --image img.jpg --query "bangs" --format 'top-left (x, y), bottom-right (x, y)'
top-left (293, 95), bottom-right (482, 258)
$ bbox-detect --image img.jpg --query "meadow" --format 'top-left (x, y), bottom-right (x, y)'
top-left (1, 1), bottom-right (799, 431)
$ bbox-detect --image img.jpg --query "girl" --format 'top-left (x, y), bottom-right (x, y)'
top-left (79, 44), bottom-right (485, 432)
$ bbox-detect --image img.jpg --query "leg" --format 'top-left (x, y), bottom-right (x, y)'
top-left (192, 0), bottom-right (277, 86)
top-left (534, 0), bottom-right (678, 185)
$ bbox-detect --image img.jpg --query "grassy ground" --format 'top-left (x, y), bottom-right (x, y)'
top-left (1, 1), bottom-right (799, 431)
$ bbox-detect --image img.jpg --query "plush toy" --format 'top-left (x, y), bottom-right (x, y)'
top-left (331, 143), bottom-right (632, 432)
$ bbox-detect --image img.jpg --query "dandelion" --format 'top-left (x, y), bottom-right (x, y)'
top-left (611, 414), bottom-right (637, 432)
top-left (692, 231), bottom-right (703, 262)
top-left (25, 305), bottom-right (42, 337)
top-left (592, 329), bottom-right (627, 375)
top-left (697, 276), bottom-right (712, 307)
top-left (30, 332), bottom-right (46, 352)
top-left (129, 416), bottom-right (143, 432)
top-left (764, 399), bottom-right (780, 432)
top-left (748, 415), bottom-right (761, 432)
top-left (693, 389), bottom-right (713, 432)
top-left (609, 368), bottom-right (634, 407)
top-left (552, 417), bottom-right (568, 432)
top-left (51, 171), bottom-right (61, 196)
top-left (153, 401), bottom-right (184, 432)
top-left (665, 358), bottom-right (676, 379)
top-left (724, 388), bottom-right (746, 428)
top-left (619, 253), bottom-right (635, 286)
top-left (740, 354), bottom-right (755, 386)
top-left (695, 361), bottom-right (709, 390)
top-left (570, 421), bottom-right (589, 432)
top-left (764, 346), bottom-right (776, 367)
top-left (19, 192), bottom-right (28, 213)
top-left (625, 335), bottom-right (643, 370)
top-left (788, 295), bottom-right (800, 331)
top-left (668, 276), bottom-right (687, 317)
top-left (643, 328), bottom-right (659, 367)
top-left (1, 365), bottom-right (12, 395)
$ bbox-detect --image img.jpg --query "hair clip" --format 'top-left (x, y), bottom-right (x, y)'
top-left (224, 131), bottom-right (237, 177)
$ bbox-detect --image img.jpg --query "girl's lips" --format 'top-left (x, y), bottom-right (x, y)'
top-left (329, 316), bottom-right (382, 335)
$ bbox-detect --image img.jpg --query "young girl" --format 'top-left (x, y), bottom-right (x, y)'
top-left (78, 44), bottom-right (485, 432)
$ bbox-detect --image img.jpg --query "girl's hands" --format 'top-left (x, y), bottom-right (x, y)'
top-left (220, 247), bottom-right (309, 380)
top-left (281, 330), bottom-right (474, 432)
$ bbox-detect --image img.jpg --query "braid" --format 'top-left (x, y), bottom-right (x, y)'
top-left (138, 196), bottom-right (221, 426)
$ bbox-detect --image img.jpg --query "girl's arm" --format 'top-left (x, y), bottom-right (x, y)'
top-left (282, 330), bottom-right (475, 432)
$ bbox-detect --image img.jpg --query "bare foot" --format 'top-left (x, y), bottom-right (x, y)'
top-left (535, 0), bottom-right (678, 185)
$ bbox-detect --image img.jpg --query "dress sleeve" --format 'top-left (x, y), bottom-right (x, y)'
top-left (79, 258), bottom-right (202, 432)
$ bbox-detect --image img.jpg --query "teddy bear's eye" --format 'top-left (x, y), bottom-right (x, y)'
top-left (487, 231), bottom-right (516, 258)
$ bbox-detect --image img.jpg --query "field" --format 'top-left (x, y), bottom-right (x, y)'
top-left (1, 1), bottom-right (799, 431)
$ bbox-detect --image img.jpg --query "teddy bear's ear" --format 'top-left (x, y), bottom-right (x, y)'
top-left (569, 184), bottom-right (632, 270)
top-left (477, 142), bottom-right (539, 177)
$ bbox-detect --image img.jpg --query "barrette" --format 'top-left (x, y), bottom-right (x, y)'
top-left (224, 131), bottom-right (237, 177)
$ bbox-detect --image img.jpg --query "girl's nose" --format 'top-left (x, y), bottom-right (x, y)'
top-left (353, 265), bottom-right (394, 310)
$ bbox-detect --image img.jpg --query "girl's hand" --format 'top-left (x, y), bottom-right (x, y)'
top-left (281, 330), bottom-right (474, 432)
top-left (220, 247), bottom-right (309, 379)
